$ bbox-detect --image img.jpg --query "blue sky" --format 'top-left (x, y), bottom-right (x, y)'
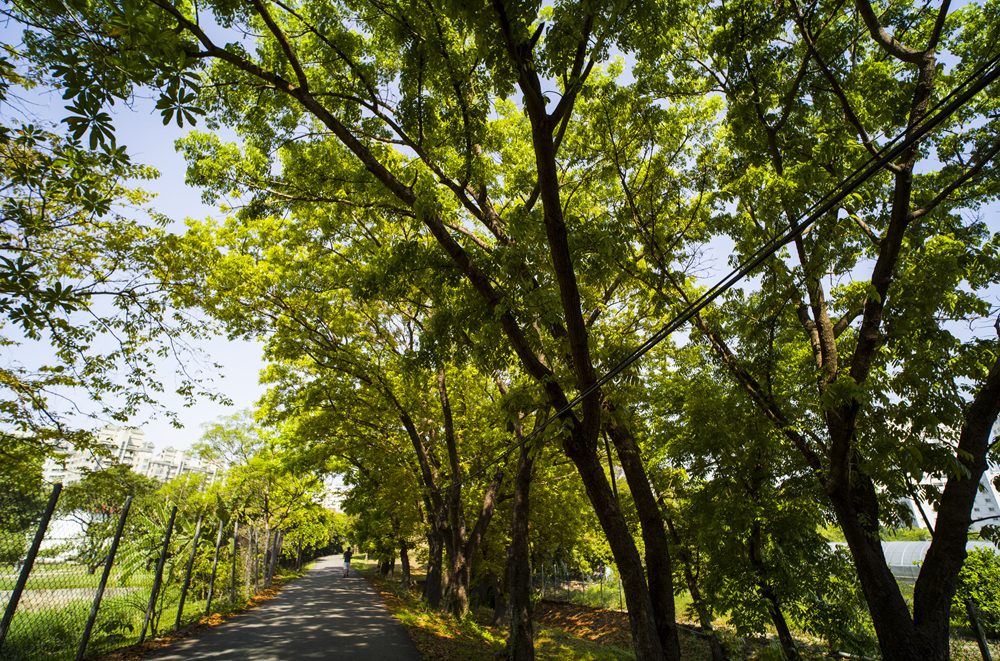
top-left (1, 22), bottom-right (267, 451)
top-left (90, 108), bottom-right (269, 452)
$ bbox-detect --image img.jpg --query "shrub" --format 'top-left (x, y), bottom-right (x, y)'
top-left (952, 546), bottom-right (1000, 638)
top-left (0, 531), bottom-right (27, 565)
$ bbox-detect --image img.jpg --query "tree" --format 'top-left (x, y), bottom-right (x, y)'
top-left (639, 0), bottom-right (1000, 657)
top-left (9, 2), bottom-right (719, 655)
top-left (163, 190), bottom-right (539, 620)
top-left (653, 345), bottom-right (878, 659)
top-left (0, 440), bottom-right (46, 564)
top-left (60, 463), bottom-right (161, 572)
top-left (0, 45), bottom-right (224, 466)
top-left (280, 504), bottom-right (342, 570)
top-left (260, 352), bottom-right (518, 616)
top-left (953, 546), bottom-right (1000, 638)
top-left (197, 412), bottom-right (327, 561)
top-left (16, 0), bottom-right (1000, 658)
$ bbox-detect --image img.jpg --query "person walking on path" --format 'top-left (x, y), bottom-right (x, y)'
top-left (343, 547), bottom-right (354, 577)
top-left (143, 555), bottom-right (422, 661)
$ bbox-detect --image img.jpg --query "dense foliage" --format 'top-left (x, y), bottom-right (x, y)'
top-left (1, 0), bottom-right (999, 659)
top-left (953, 547), bottom-right (1000, 638)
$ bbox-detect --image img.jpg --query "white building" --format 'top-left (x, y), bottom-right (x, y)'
top-left (907, 422), bottom-right (1000, 533)
top-left (908, 470), bottom-right (1000, 533)
top-left (42, 424), bottom-right (220, 485)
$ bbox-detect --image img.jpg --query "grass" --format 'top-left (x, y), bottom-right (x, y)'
top-left (361, 561), bottom-right (667, 661)
top-left (0, 563), bottom-right (310, 661)
top-left (360, 561), bottom-right (1000, 660)
top-left (362, 571), bottom-right (812, 661)
top-left (0, 594), bottom-right (144, 661)
top-left (534, 625), bottom-right (634, 661)
top-left (1, 563), bottom-right (153, 591)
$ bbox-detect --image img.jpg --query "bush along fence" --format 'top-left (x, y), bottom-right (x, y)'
top-left (0, 484), bottom-right (291, 661)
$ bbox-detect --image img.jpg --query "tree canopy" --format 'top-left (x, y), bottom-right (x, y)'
top-left (2, 0), bottom-right (999, 659)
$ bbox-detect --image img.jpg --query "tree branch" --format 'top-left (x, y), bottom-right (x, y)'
top-left (910, 139), bottom-right (1000, 220)
top-left (853, 0), bottom-right (925, 63)
top-left (251, 0), bottom-right (309, 91)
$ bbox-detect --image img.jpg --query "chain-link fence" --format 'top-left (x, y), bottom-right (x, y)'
top-left (531, 563), bottom-right (626, 611)
top-left (0, 484), bottom-right (294, 661)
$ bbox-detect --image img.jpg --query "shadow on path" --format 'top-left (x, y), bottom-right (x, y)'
top-left (145, 556), bottom-right (422, 660)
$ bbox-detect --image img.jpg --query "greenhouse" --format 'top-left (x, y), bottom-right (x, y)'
top-left (835, 541), bottom-right (1000, 585)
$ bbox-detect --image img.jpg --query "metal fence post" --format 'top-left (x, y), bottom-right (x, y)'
top-left (140, 505), bottom-right (178, 643)
top-left (263, 528), bottom-right (272, 588)
top-left (246, 526), bottom-right (254, 595)
top-left (75, 495), bottom-right (133, 661)
top-left (263, 525), bottom-right (270, 586)
top-left (274, 531), bottom-right (282, 578)
top-left (205, 520), bottom-right (225, 615)
top-left (175, 515), bottom-right (204, 630)
top-left (230, 519), bottom-right (239, 603)
top-left (0, 483), bottom-right (62, 651)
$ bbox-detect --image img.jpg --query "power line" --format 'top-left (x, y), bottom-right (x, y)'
top-left (585, 53), bottom-right (1000, 408)
top-left (459, 53), bottom-right (1000, 486)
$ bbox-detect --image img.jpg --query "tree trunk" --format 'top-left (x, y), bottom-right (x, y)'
top-left (749, 527), bottom-right (798, 661)
top-left (763, 592), bottom-right (798, 661)
top-left (605, 417), bottom-right (680, 659)
top-left (444, 465), bottom-right (506, 618)
top-left (665, 517), bottom-right (727, 661)
top-left (827, 346), bottom-right (1000, 661)
top-left (266, 529), bottom-right (281, 588)
top-left (491, 572), bottom-right (507, 627)
top-left (603, 432), bottom-right (620, 503)
top-left (445, 551), bottom-right (472, 617)
top-left (398, 535), bottom-right (411, 588)
top-left (440, 369), bottom-right (471, 618)
top-left (827, 474), bottom-right (925, 658)
top-left (564, 428), bottom-right (667, 661)
top-left (747, 453), bottom-right (797, 661)
top-left (913, 348), bottom-right (1000, 657)
top-left (817, 28), bottom-right (957, 661)
top-left (424, 527), bottom-right (445, 608)
top-left (507, 434), bottom-right (535, 661)
top-left (396, 395), bottom-right (452, 608)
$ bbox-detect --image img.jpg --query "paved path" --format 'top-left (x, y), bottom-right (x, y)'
top-left (145, 556), bottom-right (423, 660)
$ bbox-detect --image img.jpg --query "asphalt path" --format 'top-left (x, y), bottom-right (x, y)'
top-left (144, 555), bottom-right (423, 660)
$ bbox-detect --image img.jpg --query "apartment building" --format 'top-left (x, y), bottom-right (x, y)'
top-left (42, 424), bottom-right (220, 485)
top-left (907, 467), bottom-right (1000, 533)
